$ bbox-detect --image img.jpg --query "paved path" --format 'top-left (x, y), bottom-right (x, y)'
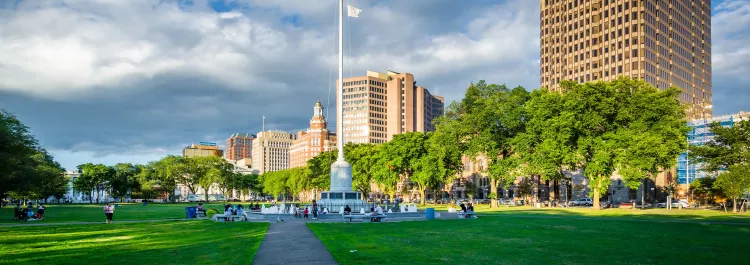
top-left (252, 219), bottom-right (338, 265)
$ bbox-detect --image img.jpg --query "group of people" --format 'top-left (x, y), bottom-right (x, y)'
top-left (13, 203), bottom-right (45, 221)
top-left (223, 203), bottom-right (246, 217)
top-left (459, 202), bottom-right (476, 218)
top-left (293, 201), bottom-right (322, 220)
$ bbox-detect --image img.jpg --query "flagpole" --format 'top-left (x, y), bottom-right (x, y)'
top-left (336, 0), bottom-right (345, 162)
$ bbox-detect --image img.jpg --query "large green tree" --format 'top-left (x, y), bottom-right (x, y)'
top-left (345, 143), bottom-right (379, 199)
top-left (138, 156), bottom-right (181, 202)
top-left (0, 109), bottom-right (39, 201)
top-left (713, 164), bottom-right (750, 213)
top-left (74, 163), bottom-right (112, 203)
top-left (28, 148), bottom-right (67, 203)
top-left (614, 81), bottom-right (689, 208)
top-left (444, 81), bottom-right (529, 208)
top-left (375, 132), bottom-right (429, 202)
top-left (307, 150), bottom-right (337, 194)
top-left (110, 163), bottom-right (138, 202)
top-left (413, 130), bottom-right (463, 205)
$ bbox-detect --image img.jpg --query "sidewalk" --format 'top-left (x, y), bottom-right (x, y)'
top-left (252, 219), bottom-right (338, 265)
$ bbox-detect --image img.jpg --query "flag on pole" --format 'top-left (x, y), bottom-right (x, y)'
top-left (347, 5), bottom-right (361, 17)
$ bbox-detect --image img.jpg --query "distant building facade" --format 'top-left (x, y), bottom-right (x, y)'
top-left (183, 142), bottom-right (223, 158)
top-left (252, 131), bottom-right (296, 174)
top-left (677, 111), bottom-right (750, 185)
top-left (290, 101), bottom-right (337, 168)
top-left (225, 133), bottom-right (255, 161)
top-left (338, 70), bottom-right (444, 144)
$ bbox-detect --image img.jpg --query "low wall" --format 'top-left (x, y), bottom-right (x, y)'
top-left (246, 211), bottom-right (428, 220)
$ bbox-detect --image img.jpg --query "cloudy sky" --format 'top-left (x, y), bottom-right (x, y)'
top-left (1, 0), bottom-right (749, 170)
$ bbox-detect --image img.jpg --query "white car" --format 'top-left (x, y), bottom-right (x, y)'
top-left (570, 198), bottom-right (593, 206)
top-left (656, 199), bottom-right (690, 208)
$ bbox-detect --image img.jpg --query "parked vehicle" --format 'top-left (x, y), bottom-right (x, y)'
top-left (569, 198), bottom-right (593, 206)
top-left (656, 199), bottom-right (690, 208)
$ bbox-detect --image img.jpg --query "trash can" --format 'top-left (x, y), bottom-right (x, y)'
top-left (186, 206), bottom-right (198, 218)
top-left (425, 208), bottom-right (435, 220)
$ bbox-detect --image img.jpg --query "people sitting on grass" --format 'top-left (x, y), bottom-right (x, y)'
top-left (13, 204), bottom-right (26, 221)
top-left (35, 204), bottom-right (45, 220)
top-left (344, 205), bottom-right (351, 215)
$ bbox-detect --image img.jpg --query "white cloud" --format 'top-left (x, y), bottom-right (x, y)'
top-left (712, 0), bottom-right (750, 80)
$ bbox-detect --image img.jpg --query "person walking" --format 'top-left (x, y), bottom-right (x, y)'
top-left (103, 203), bottom-right (114, 224)
top-left (312, 200), bottom-right (318, 220)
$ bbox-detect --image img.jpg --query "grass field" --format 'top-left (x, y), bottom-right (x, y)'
top-left (309, 216), bottom-right (750, 265)
top-left (0, 203), bottom-right (238, 223)
top-left (417, 204), bottom-right (750, 223)
top-left (0, 221), bottom-right (268, 265)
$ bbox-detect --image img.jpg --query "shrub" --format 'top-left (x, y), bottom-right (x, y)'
top-left (206, 208), bottom-right (219, 218)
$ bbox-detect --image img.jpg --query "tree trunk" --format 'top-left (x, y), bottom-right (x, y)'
top-left (490, 179), bottom-right (498, 208)
top-left (592, 177), bottom-right (601, 210)
top-left (420, 188), bottom-right (426, 206)
top-left (641, 179), bottom-right (646, 210)
top-left (733, 198), bottom-right (737, 213)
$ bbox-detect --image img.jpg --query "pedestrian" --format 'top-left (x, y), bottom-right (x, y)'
top-left (104, 203), bottom-right (114, 224)
top-left (303, 207), bottom-right (309, 220)
top-left (312, 200), bottom-right (318, 220)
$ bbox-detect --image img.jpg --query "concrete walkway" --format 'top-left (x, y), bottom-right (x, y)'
top-left (252, 219), bottom-right (338, 265)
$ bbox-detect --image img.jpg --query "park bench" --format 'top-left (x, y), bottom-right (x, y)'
top-left (457, 212), bottom-right (477, 219)
top-left (213, 214), bottom-right (244, 222)
top-left (342, 214), bottom-right (387, 223)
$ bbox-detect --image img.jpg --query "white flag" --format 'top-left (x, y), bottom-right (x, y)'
top-left (347, 5), bottom-right (361, 17)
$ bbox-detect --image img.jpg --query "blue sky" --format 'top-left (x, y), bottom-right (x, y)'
top-left (0, 0), bottom-right (749, 170)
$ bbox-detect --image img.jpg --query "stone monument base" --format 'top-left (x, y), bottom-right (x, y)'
top-left (318, 191), bottom-right (367, 213)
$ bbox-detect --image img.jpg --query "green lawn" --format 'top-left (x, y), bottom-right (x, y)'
top-left (418, 204), bottom-right (750, 223)
top-left (0, 221), bottom-right (268, 265)
top-left (309, 216), bottom-right (750, 265)
top-left (0, 203), bottom-right (235, 223)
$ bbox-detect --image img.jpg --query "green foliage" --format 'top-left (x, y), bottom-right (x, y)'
top-left (713, 164), bottom-right (750, 213)
top-left (206, 208), bottom-right (220, 218)
top-left (345, 143), bottom-right (380, 197)
top-left (0, 109), bottom-right (39, 197)
top-left (110, 163), bottom-right (138, 202)
top-left (690, 120), bottom-right (750, 172)
top-left (307, 150), bottom-right (337, 190)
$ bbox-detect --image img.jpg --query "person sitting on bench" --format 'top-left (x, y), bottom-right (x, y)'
top-left (460, 203), bottom-right (467, 213)
top-left (197, 203), bottom-right (206, 216)
top-left (343, 205), bottom-right (352, 215)
top-left (467, 203), bottom-right (475, 212)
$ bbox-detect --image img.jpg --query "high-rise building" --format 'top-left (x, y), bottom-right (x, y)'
top-left (183, 142), bottom-right (223, 158)
top-left (338, 70), bottom-right (445, 144)
top-left (539, 0), bottom-right (712, 119)
top-left (225, 133), bottom-right (255, 161)
top-left (251, 131), bottom-right (296, 174)
top-left (290, 101), bottom-right (337, 168)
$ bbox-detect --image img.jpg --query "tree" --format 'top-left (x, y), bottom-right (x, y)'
top-left (307, 150), bottom-right (337, 194)
top-left (445, 81), bottom-right (529, 208)
top-left (31, 149), bottom-right (67, 203)
top-left (111, 163), bottom-right (138, 202)
top-left (518, 88), bottom-right (576, 203)
top-left (713, 164), bottom-right (750, 213)
top-left (614, 81), bottom-right (689, 209)
top-left (464, 180), bottom-right (477, 201)
top-left (690, 119), bottom-right (750, 213)
top-left (375, 133), bottom-right (429, 202)
top-left (0, 109), bottom-right (39, 201)
top-left (139, 156), bottom-right (180, 202)
top-left (413, 131), bottom-right (463, 205)
top-left (345, 143), bottom-right (379, 200)
top-left (199, 156), bottom-right (234, 201)
top-left (691, 177), bottom-right (722, 205)
top-left (74, 163), bottom-right (100, 203)
top-left (563, 80), bottom-right (621, 209)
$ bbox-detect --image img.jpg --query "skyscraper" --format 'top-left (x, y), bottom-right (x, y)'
top-left (338, 70), bottom-right (445, 144)
top-left (290, 101), bottom-right (337, 168)
top-left (225, 133), bottom-right (254, 161)
top-left (539, 0), bottom-right (712, 118)
top-left (251, 131), bottom-right (296, 174)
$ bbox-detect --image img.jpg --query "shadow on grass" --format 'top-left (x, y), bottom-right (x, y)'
top-left (0, 221), bottom-right (269, 265)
